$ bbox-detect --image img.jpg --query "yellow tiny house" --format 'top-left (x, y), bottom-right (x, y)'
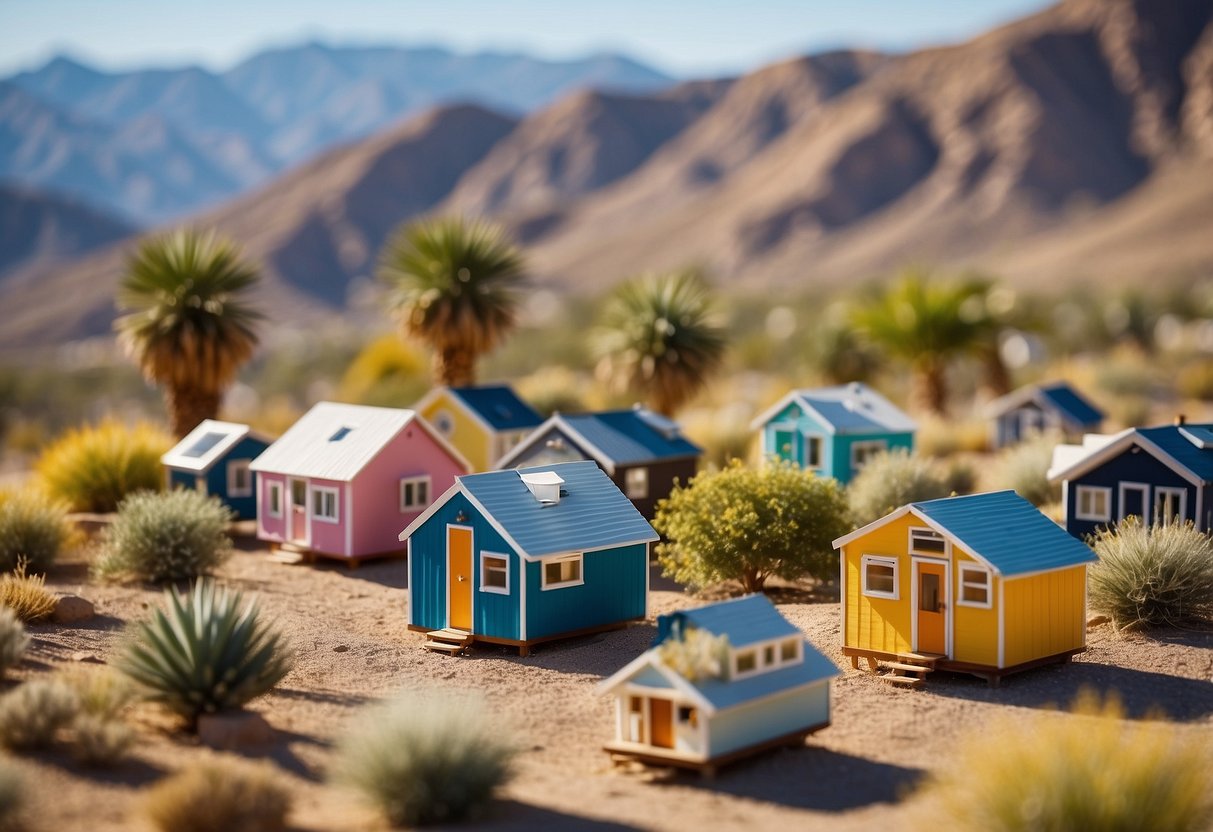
top-left (415, 385), bottom-right (542, 472)
top-left (833, 491), bottom-right (1095, 685)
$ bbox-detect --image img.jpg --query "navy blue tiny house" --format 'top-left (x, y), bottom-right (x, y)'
top-left (161, 420), bottom-right (271, 519)
top-left (400, 460), bottom-right (658, 656)
top-left (985, 381), bottom-right (1104, 449)
top-left (1048, 421), bottom-right (1213, 539)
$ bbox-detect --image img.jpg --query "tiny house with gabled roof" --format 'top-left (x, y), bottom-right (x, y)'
top-left (415, 384), bottom-right (544, 472)
top-left (832, 490), bottom-right (1096, 686)
top-left (597, 595), bottom-right (838, 774)
top-left (750, 383), bottom-right (916, 484)
top-left (399, 459), bottom-right (658, 656)
top-left (984, 380), bottom-right (1104, 449)
top-left (161, 419), bottom-right (272, 520)
top-left (495, 406), bottom-right (702, 519)
top-left (249, 402), bottom-right (471, 563)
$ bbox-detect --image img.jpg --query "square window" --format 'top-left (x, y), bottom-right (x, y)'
top-left (862, 556), bottom-right (899, 599)
top-left (625, 467), bottom-right (649, 500)
top-left (541, 555), bottom-right (583, 589)
top-left (399, 475), bottom-right (431, 512)
top-left (311, 487), bottom-right (338, 522)
top-left (735, 651), bottom-right (757, 675)
top-left (780, 638), bottom-right (799, 663)
top-left (480, 553), bottom-right (509, 594)
top-left (1075, 486), bottom-right (1112, 522)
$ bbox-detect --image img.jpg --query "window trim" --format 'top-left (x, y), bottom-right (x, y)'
top-left (733, 649), bottom-right (759, 679)
top-left (311, 485), bottom-right (340, 524)
top-left (861, 554), bottom-right (900, 600)
top-left (958, 563), bottom-right (992, 609)
top-left (850, 439), bottom-right (888, 472)
top-left (1074, 485), bottom-right (1112, 522)
top-left (908, 527), bottom-right (950, 557)
top-left (1154, 486), bottom-right (1187, 526)
top-left (540, 553), bottom-right (584, 590)
top-left (805, 434), bottom-right (823, 468)
top-left (479, 552), bottom-right (510, 595)
top-left (267, 481), bottom-right (283, 518)
top-left (625, 466), bottom-right (649, 500)
top-left (399, 475), bottom-right (432, 513)
top-left (226, 459), bottom-right (253, 497)
top-left (731, 635), bottom-right (803, 680)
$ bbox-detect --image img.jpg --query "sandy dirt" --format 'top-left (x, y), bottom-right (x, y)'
top-left (10, 535), bottom-right (1213, 832)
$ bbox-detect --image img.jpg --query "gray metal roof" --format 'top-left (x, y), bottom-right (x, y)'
top-left (248, 402), bottom-right (418, 482)
top-left (751, 383), bottom-right (916, 435)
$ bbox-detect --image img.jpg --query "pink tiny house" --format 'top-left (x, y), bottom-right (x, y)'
top-left (249, 402), bottom-right (471, 562)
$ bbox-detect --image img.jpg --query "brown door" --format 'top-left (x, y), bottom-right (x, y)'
top-left (649, 698), bottom-right (674, 749)
top-left (916, 561), bottom-right (947, 655)
top-left (448, 526), bottom-right (473, 631)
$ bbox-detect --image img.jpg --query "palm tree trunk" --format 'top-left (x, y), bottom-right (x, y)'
top-left (434, 348), bottom-right (476, 387)
top-left (167, 385), bottom-right (222, 438)
top-left (980, 343), bottom-right (1012, 398)
top-left (914, 361), bottom-right (949, 416)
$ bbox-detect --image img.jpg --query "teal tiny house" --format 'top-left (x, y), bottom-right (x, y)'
top-left (399, 460), bottom-right (658, 656)
top-left (750, 383), bottom-right (916, 483)
top-left (597, 595), bottom-right (838, 774)
top-left (161, 420), bottom-right (271, 519)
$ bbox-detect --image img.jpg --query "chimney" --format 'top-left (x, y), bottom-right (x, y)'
top-left (520, 470), bottom-right (565, 505)
top-left (1176, 414), bottom-right (1186, 426)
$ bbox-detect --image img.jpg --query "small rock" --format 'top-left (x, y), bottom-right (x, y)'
top-left (70, 652), bottom-right (104, 664)
top-left (1086, 614), bottom-right (1111, 629)
top-left (52, 594), bottom-right (95, 625)
top-left (197, 711), bottom-right (274, 750)
top-left (333, 644), bottom-right (349, 653)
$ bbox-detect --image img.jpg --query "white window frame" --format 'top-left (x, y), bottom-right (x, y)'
top-left (541, 553), bottom-right (584, 590)
top-left (226, 459), bottom-right (253, 497)
top-left (732, 648), bottom-right (760, 679)
top-left (311, 485), bottom-right (339, 524)
top-left (399, 475), bottom-right (432, 512)
top-left (850, 439), bottom-right (888, 472)
top-left (861, 555), bottom-right (899, 600)
top-left (731, 635), bottom-right (803, 680)
top-left (625, 467), bottom-right (649, 500)
top-left (1154, 486), bottom-right (1187, 525)
top-left (779, 637), bottom-right (802, 664)
top-left (958, 564), bottom-right (992, 609)
top-left (805, 435), bottom-right (823, 468)
top-left (908, 527), bottom-right (949, 557)
top-left (267, 481), bottom-right (283, 518)
top-left (1074, 485), bottom-right (1112, 522)
top-left (479, 552), bottom-right (510, 595)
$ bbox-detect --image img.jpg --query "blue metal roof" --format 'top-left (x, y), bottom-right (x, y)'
top-left (449, 385), bottom-right (543, 431)
top-left (691, 653), bottom-right (839, 710)
top-left (458, 460), bottom-right (658, 558)
top-left (560, 409), bottom-right (702, 465)
top-left (1139, 423), bottom-right (1213, 481)
top-left (912, 491), bottom-right (1096, 576)
top-left (1038, 382), bottom-right (1104, 426)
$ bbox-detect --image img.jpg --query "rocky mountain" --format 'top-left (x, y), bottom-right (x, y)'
top-left (0, 184), bottom-right (136, 277)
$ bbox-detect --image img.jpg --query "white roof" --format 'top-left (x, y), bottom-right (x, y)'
top-left (1046, 430), bottom-right (1126, 481)
top-left (249, 402), bottom-right (440, 482)
top-left (162, 420), bottom-right (260, 473)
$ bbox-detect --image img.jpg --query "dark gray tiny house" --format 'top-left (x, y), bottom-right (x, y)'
top-left (496, 407), bottom-right (701, 519)
top-left (985, 381), bottom-right (1103, 449)
top-left (161, 420), bottom-right (272, 519)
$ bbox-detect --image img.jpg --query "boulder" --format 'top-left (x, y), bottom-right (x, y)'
top-left (52, 594), bottom-right (95, 624)
top-left (197, 711), bottom-right (274, 750)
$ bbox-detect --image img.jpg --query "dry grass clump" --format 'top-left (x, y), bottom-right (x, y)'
top-left (0, 489), bottom-right (71, 573)
top-left (333, 690), bottom-right (516, 827)
top-left (0, 562), bottom-right (56, 623)
top-left (143, 759), bottom-right (290, 832)
top-left (1089, 519), bottom-right (1213, 630)
top-left (95, 490), bottom-right (233, 582)
top-left (847, 449), bottom-right (951, 526)
top-left (979, 433), bottom-right (1061, 506)
top-left (0, 612), bottom-right (28, 679)
top-left (34, 420), bottom-right (169, 514)
top-left (911, 692), bottom-right (1213, 831)
top-left (63, 668), bottom-right (138, 766)
top-left (0, 679), bottom-right (79, 751)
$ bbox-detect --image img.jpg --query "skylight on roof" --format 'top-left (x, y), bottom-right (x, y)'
top-left (181, 431), bottom-right (227, 458)
top-left (633, 406), bottom-right (680, 439)
top-left (329, 426), bottom-right (354, 442)
top-left (1180, 426), bottom-right (1213, 449)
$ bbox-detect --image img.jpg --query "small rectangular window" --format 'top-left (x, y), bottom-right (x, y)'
top-left (625, 467), bottom-right (649, 500)
top-left (1154, 487), bottom-right (1187, 526)
top-left (480, 553), bottom-right (509, 594)
top-left (399, 475), bottom-right (432, 512)
top-left (1075, 486), bottom-right (1112, 522)
top-left (541, 554), bottom-right (583, 589)
top-left (959, 565), bottom-right (991, 607)
top-left (311, 486), bottom-right (339, 522)
top-left (227, 459), bottom-right (252, 497)
top-left (267, 482), bottom-right (283, 518)
top-left (909, 528), bottom-right (947, 555)
top-left (862, 555), bottom-right (899, 599)
top-left (763, 645), bottom-right (775, 667)
top-left (780, 638), bottom-right (799, 663)
top-left (850, 440), bottom-right (887, 472)
top-left (735, 650), bottom-right (757, 675)
top-left (806, 436), bottom-right (823, 468)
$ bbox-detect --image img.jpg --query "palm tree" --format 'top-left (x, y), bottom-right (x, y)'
top-left (850, 271), bottom-right (989, 415)
top-left (593, 269), bottom-right (727, 416)
top-left (115, 229), bottom-right (261, 437)
top-left (378, 217), bottom-right (525, 386)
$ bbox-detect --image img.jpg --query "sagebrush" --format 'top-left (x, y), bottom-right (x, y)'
top-left (0, 611), bottom-right (27, 679)
top-left (96, 490), bottom-right (233, 582)
top-left (846, 449), bottom-right (951, 526)
top-left (0, 489), bottom-right (70, 573)
top-left (143, 760), bottom-right (290, 832)
top-left (334, 690), bottom-right (516, 827)
top-left (34, 420), bottom-right (169, 513)
top-left (0, 679), bottom-right (79, 750)
top-left (980, 433), bottom-right (1060, 506)
top-left (0, 562), bottom-right (57, 623)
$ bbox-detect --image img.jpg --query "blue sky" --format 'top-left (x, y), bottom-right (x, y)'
top-left (0, 0), bottom-right (1052, 77)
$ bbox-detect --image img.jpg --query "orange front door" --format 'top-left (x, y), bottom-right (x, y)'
top-left (916, 561), bottom-right (947, 655)
top-left (649, 699), bottom-right (674, 749)
top-left (448, 526), bottom-right (473, 631)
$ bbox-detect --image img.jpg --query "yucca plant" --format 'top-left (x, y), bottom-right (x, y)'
top-left (0, 488), bottom-right (71, 572)
top-left (34, 421), bottom-right (169, 513)
top-left (116, 580), bottom-right (293, 728)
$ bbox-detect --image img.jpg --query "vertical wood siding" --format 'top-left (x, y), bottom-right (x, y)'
top-left (420, 391), bottom-right (492, 472)
top-left (525, 543), bottom-right (647, 640)
top-left (1003, 565), bottom-right (1086, 666)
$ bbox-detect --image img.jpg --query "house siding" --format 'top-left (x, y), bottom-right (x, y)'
top-left (950, 547), bottom-right (999, 667)
top-left (419, 390), bottom-right (493, 472)
top-left (505, 427), bottom-right (586, 468)
top-left (1064, 446), bottom-right (1198, 538)
top-left (761, 402), bottom-right (913, 483)
top-left (306, 476), bottom-right (347, 555)
top-left (525, 543), bottom-right (648, 640)
top-left (612, 458), bottom-right (698, 520)
top-left (257, 473), bottom-right (288, 540)
top-left (707, 681), bottom-right (830, 758)
top-left (1003, 565), bottom-right (1086, 667)
top-left (831, 432), bottom-right (914, 483)
top-left (165, 435), bottom-right (266, 520)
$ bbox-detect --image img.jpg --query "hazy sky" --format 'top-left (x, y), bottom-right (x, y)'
top-left (1, 0), bottom-right (1053, 77)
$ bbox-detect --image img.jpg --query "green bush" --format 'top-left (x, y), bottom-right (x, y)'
top-left (0, 679), bottom-right (79, 750)
top-left (1088, 519), bottom-right (1213, 630)
top-left (144, 760), bottom-right (290, 832)
top-left (333, 691), bottom-right (515, 827)
top-left (981, 434), bottom-right (1060, 506)
top-left (911, 693), bottom-right (1213, 831)
top-left (0, 610), bottom-right (28, 679)
top-left (0, 489), bottom-right (70, 573)
top-left (116, 580), bottom-right (293, 727)
top-left (34, 420), bottom-right (169, 513)
top-left (847, 449), bottom-right (951, 526)
top-left (655, 459), bottom-right (851, 592)
top-left (96, 490), bottom-right (233, 582)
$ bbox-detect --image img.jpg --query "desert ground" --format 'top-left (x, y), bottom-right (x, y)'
top-left (11, 532), bottom-right (1213, 832)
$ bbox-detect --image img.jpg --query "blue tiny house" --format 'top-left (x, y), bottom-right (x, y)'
top-left (597, 595), bottom-right (838, 774)
top-left (161, 420), bottom-right (271, 519)
top-left (400, 460), bottom-right (658, 656)
top-left (985, 381), bottom-right (1104, 448)
top-left (750, 383), bottom-right (916, 483)
top-left (1048, 420), bottom-right (1213, 539)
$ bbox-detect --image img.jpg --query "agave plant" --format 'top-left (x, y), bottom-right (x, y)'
top-left (116, 580), bottom-right (293, 727)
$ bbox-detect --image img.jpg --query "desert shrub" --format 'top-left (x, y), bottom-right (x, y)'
top-left (847, 449), bottom-right (951, 526)
top-left (655, 459), bottom-right (851, 592)
top-left (916, 415), bottom-right (989, 458)
top-left (0, 679), bottom-right (79, 750)
top-left (0, 562), bottom-right (56, 623)
top-left (0, 611), bottom-right (27, 679)
top-left (1088, 519), bottom-right (1213, 630)
top-left (116, 580), bottom-right (293, 727)
top-left (657, 627), bottom-right (730, 682)
top-left (1176, 359), bottom-right (1213, 401)
top-left (911, 692), bottom-right (1213, 832)
top-left (0, 756), bottom-right (23, 831)
top-left (333, 690), bottom-right (516, 827)
top-left (95, 490), bottom-right (233, 582)
top-left (34, 420), bottom-right (169, 513)
top-left (69, 714), bottom-right (136, 766)
top-left (144, 759), bottom-right (290, 832)
top-left (980, 433), bottom-right (1060, 506)
top-left (68, 667), bottom-right (137, 720)
top-left (0, 489), bottom-right (70, 573)
top-left (938, 457), bottom-right (976, 496)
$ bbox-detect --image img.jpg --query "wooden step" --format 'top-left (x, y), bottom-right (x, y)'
top-left (423, 640), bottom-right (467, 654)
top-left (882, 674), bottom-right (924, 688)
top-left (881, 661), bottom-right (933, 675)
top-left (422, 627), bottom-right (472, 656)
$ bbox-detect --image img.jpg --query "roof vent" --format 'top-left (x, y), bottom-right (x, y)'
top-left (520, 470), bottom-right (565, 505)
top-left (1176, 413), bottom-right (1187, 426)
